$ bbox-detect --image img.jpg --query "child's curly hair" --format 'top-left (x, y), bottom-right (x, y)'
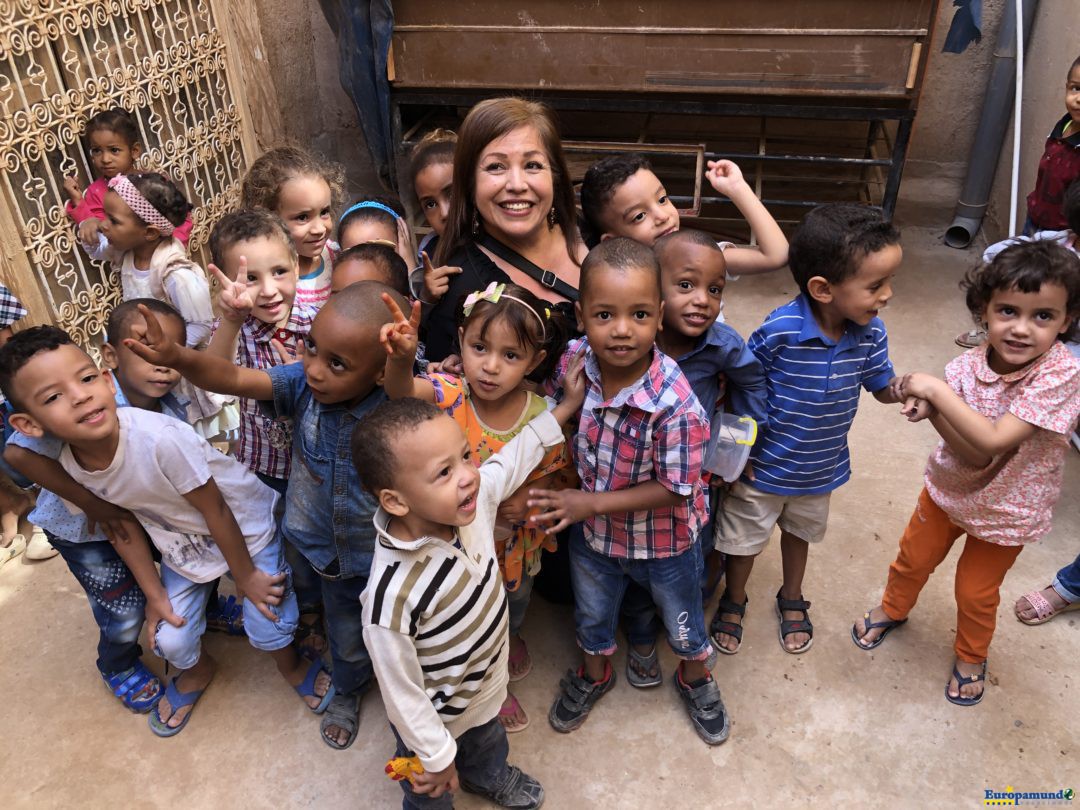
top-left (241, 145), bottom-right (345, 214)
top-left (963, 240), bottom-right (1080, 341)
top-left (84, 108), bottom-right (140, 148)
top-left (124, 172), bottom-right (192, 227)
top-left (579, 153), bottom-right (654, 236)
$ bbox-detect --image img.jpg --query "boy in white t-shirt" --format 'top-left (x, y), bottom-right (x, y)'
top-left (0, 326), bottom-right (333, 736)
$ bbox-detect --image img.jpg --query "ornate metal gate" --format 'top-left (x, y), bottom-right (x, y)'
top-left (0, 0), bottom-right (260, 350)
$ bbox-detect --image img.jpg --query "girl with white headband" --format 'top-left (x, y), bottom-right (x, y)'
top-left (379, 281), bottom-right (575, 735)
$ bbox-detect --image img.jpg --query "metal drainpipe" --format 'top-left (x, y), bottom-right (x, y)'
top-left (944, 0), bottom-right (1040, 249)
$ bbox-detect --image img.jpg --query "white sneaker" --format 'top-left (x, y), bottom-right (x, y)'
top-left (0, 534), bottom-right (27, 568)
top-left (25, 527), bottom-right (57, 560)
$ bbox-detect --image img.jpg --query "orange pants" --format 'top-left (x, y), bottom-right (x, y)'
top-left (881, 488), bottom-right (1023, 664)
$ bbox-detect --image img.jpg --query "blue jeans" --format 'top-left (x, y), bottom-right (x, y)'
top-left (1053, 552), bottom-right (1080, 603)
top-left (154, 537), bottom-right (298, 669)
top-left (569, 524), bottom-right (710, 661)
top-left (391, 717), bottom-right (511, 809)
top-left (256, 472), bottom-right (323, 615)
top-left (321, 573), bottom-right (374, 698)
top-left (49, 534), bottom-right (145, 677)
top-left (506, 572), bottom-right (534, 637)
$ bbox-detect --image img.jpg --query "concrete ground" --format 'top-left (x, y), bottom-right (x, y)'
top-left (3, 217), bottom-right (1079, 809)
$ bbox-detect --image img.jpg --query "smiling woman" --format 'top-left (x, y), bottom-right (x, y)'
top-left (424, 98), bottom-right (587, 362)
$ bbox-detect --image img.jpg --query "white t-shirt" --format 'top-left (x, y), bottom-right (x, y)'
top-left (59, 408), bottom-right (278, 582)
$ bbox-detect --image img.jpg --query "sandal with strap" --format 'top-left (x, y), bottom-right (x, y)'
top-left (626, 645), bottom-right (662, 689)
top-left (205, 593), bottom-right (247, 636)
top-left (294, 656), bottom-right (335, 714)
top-left (1015, 587), bottom-right (1080, 626)
top-left (102, 660), bottom-right (163, 714)
top-left (294, 608), bottom-right (327, 655)
top-left (709, 592), bottom-right (747, 655)
top-left (508, 636), bottom-right (532, 683)
top-left (148, 676), bottom-right (209, 737)
top-left (946, 661), bottom-right (988, 706)
top-left (498, 692), bottom-right (530, 733)
top-left (851, 607), bottom-right (907, 650)
top-left (321, 692), bottom-right (361, 750)
top-left (775, 589), bottom-right (813, 654)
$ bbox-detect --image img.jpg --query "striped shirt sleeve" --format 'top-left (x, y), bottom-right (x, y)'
top-left (859, 324), bottom-right (896, 393)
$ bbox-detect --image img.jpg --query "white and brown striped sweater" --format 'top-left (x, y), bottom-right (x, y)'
top-left (361, 410), bottom-right (565, 771)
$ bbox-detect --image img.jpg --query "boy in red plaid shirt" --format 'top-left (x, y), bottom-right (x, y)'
top-left (530, 237), bottom-right (729, 746)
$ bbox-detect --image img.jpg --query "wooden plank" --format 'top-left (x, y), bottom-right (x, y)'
top-left (0, 199), bottom-right (49, 330)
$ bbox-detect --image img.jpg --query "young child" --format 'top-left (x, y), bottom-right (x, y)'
top-left (331, 242), bottom-right (410, 296)
top-left (242, 146), bottom-right (344, 312)
top-left (337, 196), bottom-right (415, 265)
top-left (579, 154), bottom-right (789, 278)
top-left (357, 379), bottom-right (584, 809)
top-left (380, 281), bottom-right (573, 734)
top-left (654, 228), bottom-right (768, 597)
top-left (64, 108), bottom-right (193, 249)
top-left (125, 281), bottom-right (408, 750)
top-left (408, 129), bottom-right (463, 303)
top-left (0, 326), bottom-right (333, 735)
top-left (527, 238), bottom-right (727, 746)
top-left (711, 204), bottom-right (902, 657)
top-left (853, 242), bottom-right (1080, 705)
top-left (1025, 55), bottom-right (1080, 234)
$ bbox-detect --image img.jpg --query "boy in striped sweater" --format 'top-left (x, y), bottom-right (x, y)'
top-left (711, 204), bottom-right (904, 656)
top-left (356, 366), bottom-right (584, 809)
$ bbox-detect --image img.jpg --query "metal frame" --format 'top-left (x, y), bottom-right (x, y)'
top-left (389, 89), bottom-right (915, 224)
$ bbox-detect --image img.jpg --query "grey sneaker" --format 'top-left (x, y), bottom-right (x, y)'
top-left (461, 765), bottom-right (544, 809)
top-left (548, 666), bottom-right (616, 732)
top-left (674, 671), bottom-right (730, 745)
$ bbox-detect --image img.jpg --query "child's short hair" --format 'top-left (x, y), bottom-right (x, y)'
top-left (963, 241), bottom-right (1080, 341)
top-left (209, 208), bottom-right (297, 269)
top-left (326, 280), bottom-right (409, 334)
top-left (241, 145), bottom-right (345, 213)
top-left (455, 282), bottom-right (573, 383)
top-left (351, 397), bottom-right (444, 496)
top-left (579, 236), bottom-right (661, 300)
top-left (335, 243), bottom-right (409, 296)
top-left (337, 196), bottom-right (404, 243)
top-left (0, 326), bottom-right (79, 411)
top-left (409, 129), bottom-right (457, 188)
top-left (121, 173), bottom-right (192, 228)
top-left (654, 228), bottom-right (724, 265)
top-left (85, 108), bottom-right (140, 147)
top-left (580, 154), bottom-right (654, 234)
top-left (106, 299), bottom-right (186, 346)
top-left (1064, 179), bottom-right (1080, 235)
top-left (787, 204), bottom-right (901, 295)
top-left (1069, 54), bottom-right (1080, 75)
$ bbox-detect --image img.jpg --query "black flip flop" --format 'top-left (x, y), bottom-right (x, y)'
top-left (850, 608), bottom-right (907, 651)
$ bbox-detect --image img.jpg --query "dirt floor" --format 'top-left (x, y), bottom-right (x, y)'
top-left (3, 214), bottom-right (1079, 809)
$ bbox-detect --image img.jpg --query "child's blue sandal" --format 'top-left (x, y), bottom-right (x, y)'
top-left (205, 593), bottom-right (247, 636)
top-left (850, 608), bottom-right (907, 650)
top-left (148, 676), bottom-right (207, 737)
top-left (294, 656), bottom-right (335, 714)
top-left (102, 661), bottom-right (163, 714)
top-left (945, 661), bottom-right (987, 707)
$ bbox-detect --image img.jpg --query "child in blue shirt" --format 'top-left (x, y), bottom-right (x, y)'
top-left (127, 280), bottom-right (408, 751)
top-left (712, 204), bottom-right (903, 657)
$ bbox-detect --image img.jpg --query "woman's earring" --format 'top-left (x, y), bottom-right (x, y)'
top-left (471, 210), bottom-right (480, 237)
top-left (548, 207), bottom-right (557, 229)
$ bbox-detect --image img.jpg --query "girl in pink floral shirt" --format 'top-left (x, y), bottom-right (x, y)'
top-left (851, 241), bottom-right (1080, 706)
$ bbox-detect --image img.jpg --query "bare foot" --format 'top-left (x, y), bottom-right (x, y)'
top-left (508, 634), bottom-right (531, 680)
top-left (156, 659), bottom-right (215, 729)
top-left (498, 691), bottom-right (528, 732)
top-left (1014, 586), bottom-right (1070, 622)
top-left (947, 659), bottom-right (986, 702)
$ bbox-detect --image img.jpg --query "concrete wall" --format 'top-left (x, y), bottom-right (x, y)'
top-left (985, 0), bottom-right (1079, 239)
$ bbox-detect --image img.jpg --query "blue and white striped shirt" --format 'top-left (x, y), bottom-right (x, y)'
top-left (747, 294), bottom-right (895, 496)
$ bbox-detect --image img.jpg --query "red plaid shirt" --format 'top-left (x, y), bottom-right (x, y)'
top-left (554, 339), bottom-right (709, 560)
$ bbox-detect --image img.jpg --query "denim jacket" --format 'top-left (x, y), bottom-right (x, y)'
top-left (265, 363), bottom-right (385, 579)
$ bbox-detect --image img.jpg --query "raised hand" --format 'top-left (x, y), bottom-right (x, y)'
top-left (210, 260), bottom-right (253, 323)
top-left (379, 292), bottom-right (421, 361)
top-left (123, 303), bottom-right (183, 367)
top-left (63, 175), bottom-right (83, 205)
top-left (421, 252), bottom-right (463, 303)
top-left (705, 159), bottom-right (749, 197)
top-left (77, 217), bottom-right (102, 246)
top-left (269, 338), bottom-right (298, 366)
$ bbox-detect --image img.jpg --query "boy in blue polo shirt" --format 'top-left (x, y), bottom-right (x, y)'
top-left (711, 205), bottom-right (903, 656)
top-left (128, 281), bottom-right (407, 750)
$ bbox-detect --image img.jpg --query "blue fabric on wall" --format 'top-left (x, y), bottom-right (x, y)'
top-left (943, 0), bottom-right (983, 53)
top-left (317, 1), bottom-right (396, 186)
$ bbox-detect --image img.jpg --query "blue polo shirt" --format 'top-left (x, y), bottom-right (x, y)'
top-left (674, 321), bottom-right (768, 430)
top-left (747, 294), bottom-right (894, 496)
top-left (265, 363), bottom-right (386, 578)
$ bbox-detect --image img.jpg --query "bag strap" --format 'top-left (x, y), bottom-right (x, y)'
top-left (479, 234), bottom-right (578, 303)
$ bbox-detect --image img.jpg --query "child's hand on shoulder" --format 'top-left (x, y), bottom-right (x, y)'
top-left (527, 487), bottom-right (596, 534)
top-left (63, 175), bottom-right (83, 205)
top-left (210, 261), bottom-right (253, 323)
top-left (380, 293), bottom-right (421, 362)
top-left (705, 159), bottom-right (750, 197)
top-left (421, 252), bottom-right (463, 303)
top-left (237, 568), bottom-right (286, 622)
top-left (412, 761), bottom-right (459, 798)
top-left (123, 304), bottom-right (185, 367)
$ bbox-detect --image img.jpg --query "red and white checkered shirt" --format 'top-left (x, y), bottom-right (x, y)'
top-left (554, 338), bottom-right (709, 560)
top-left (232, 305), bottom-right (316, 480)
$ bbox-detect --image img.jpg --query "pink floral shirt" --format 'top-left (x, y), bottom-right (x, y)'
top-left (925, 341), bottom-right (1080, 545)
